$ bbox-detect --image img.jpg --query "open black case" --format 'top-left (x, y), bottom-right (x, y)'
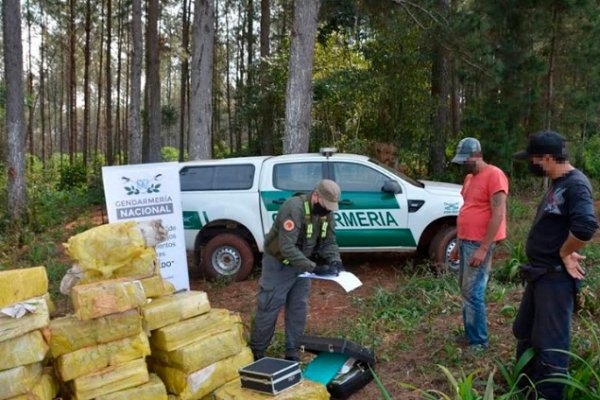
top-left (297, 335), bottom-right (376, 399)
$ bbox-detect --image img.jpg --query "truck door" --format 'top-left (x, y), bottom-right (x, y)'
top-left (259, 161), bottom-right (327, 236)
top-left (329, 161), bottom-right (414, 249)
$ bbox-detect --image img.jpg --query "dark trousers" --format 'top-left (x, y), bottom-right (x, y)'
top-left (250, 254), bottom-right (311, 358)
top-left (512, 274), bottom-right (576, 400)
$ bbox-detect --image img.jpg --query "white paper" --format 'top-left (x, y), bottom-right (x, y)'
top-left (299, 271), bottom-right (362, 293)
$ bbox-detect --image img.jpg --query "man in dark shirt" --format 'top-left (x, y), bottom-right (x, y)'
top-left (513, 131), bottom-right (598, 400)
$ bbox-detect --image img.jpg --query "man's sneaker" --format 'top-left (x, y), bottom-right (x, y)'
top-left (467, 344), bottom-right (488, 356)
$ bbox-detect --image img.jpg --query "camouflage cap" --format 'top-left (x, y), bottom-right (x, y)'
top-left (452, 137), bottom-right (482, 164)
top-left (314, 179), bottom-right (341, 211)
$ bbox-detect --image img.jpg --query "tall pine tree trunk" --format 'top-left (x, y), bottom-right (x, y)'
top-left (94, 0), bottom-right (105, 160)
top-left (283, 0), bottom-right (320, 154)
top-left (106, 0), bottom-right (114, 165)
top-left (129, 0), bottom-right (143, 164)
top-left (259, 0), bottom-right (274, 154)
top-left (115, 2), bottom-right (123, 164)
top-left (2, 0), bottom-right (28, 234)
top-left (145, 0), bottom-right (161, 162)
top-left (83, 0), bottom-right (92, 168)
top-left (189, 0), bottom-right (214, 160)
top-left (179, 0), bottom-right (190, 162)
top-left (246, 0), bottom-right (254, 145)
top-left (39, 17), bottom-right (47, 166)
top-left (429, 0), bottom-right (449, 178)
top-left (69, 0), bottom-right (77, 164)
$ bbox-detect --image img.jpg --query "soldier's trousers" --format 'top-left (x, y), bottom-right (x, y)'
top-left (250, 254), bottom-right (311, 358)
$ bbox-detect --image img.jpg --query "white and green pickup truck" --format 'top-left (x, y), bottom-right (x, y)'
top-left (179, 149), bottom-right (463, 281)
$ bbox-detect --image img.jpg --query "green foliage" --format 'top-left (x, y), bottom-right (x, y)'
top-left (581, 135), bottom-right (600, 179)
top-left (58, 162), bottom-right (88, 190)
top-left (160, 146), bottom-right (180, 162)
top-left (494, 240), bottom-right (526, 284)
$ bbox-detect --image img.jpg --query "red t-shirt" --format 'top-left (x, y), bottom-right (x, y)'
top-left (457, 165), bottom-right (509, 242)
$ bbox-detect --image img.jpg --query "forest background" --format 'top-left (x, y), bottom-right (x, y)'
top-left (2, 1), bottom-right (600, 397)
top-left (2, 0), bottom-right (600, 232)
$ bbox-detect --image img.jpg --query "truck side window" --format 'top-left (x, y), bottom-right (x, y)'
top-left (273, 163), bottom-right (324, 192)
top-left (332, 162), bottom-right (389, 192)
top-left (180, 165), bottom-right (255, 191)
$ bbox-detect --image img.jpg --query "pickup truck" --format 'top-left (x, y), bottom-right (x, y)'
top-left (179, 149), bottom-right (463, 281)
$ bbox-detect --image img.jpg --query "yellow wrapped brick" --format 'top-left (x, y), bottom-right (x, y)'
top-left (7, 372), bottom-right (59, 400)
top-left (0, 298), bottom-right (49, 343)
top-left (152, 327), bottom-right (244, 373)
top-left (142, 291), bottom-right (210, 331)
top-left (149, 308), bottom-right (230, 351)
top-left (0, 266), bottom-right (48, 308)
top-left (0, 330), bottom-right (49, 371)
top-left (0, 363), bottom-right (42, 399)
top-left (57, 332), bottom-right (151, 381)
top-left (71, 358), bottom-right (149, 400)
top-left (140, 275), bottom-right (176, 299)
top-left (213, 378), bottom-right (330, 400)
top-left (72, 279), bottom-right (146, 320)
top-left (49, 309), bottom-right (142, 357)
top-left (94, 374), bottom-right (168, 400)
top-left (153, 348), bottom-right (253, 400)
top-left (64, 221), bottom-right (160, 282)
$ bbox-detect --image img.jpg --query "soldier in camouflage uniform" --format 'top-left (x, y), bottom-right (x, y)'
top-left (250, 179), bottom-right (344, 362)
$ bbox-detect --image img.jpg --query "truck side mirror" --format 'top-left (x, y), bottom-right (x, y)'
top-left (382, 180), bottom-right (401, 194)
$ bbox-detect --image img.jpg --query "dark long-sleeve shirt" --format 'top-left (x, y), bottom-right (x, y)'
top-left (526, 169), bottom-right (598, 270)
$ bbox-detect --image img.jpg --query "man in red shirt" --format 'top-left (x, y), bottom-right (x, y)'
top-left (450, 137), bottom-right (508, 351)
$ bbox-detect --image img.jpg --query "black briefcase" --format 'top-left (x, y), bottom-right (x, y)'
top-left (297, 335), bottom-right (376, 399)
top-left (239, 357), bottom-right (303, 395)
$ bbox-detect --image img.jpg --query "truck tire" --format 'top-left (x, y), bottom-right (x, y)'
top-left (201, 234), bottom-right (254, 281)
top-left (429, 225), bottom-right (459, 273)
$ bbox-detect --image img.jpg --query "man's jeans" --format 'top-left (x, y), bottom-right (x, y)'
top-left (458, 240), bottom-right (495, 347)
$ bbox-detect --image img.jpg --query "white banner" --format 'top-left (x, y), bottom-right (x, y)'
top-left (102, 162), bottom-right (190, 291)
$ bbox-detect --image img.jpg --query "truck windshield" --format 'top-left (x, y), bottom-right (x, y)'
top-left (368, 158), bottom-right (424, 188)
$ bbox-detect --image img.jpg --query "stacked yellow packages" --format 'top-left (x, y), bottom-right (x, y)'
top-left (153, 348), bottom-right (253, 400)
top-left (151, 310), bottom-right (244, 373)
top-left (149, 308), bottom-right (232, 351)
top-left (56, 222), bottom-right (173, 399)
top-left (7, 369), bottom-right (59, 400)
top-left (212, 378), bottom-right (330, 400)
top-left (63, 221), bottom-right (161, 283)
top-left (71, 279), bottom-right (146, 320)
top-left (0, 266), bottom-right (48, 308)
top-left (94, 374), bottom-right (168, 400)
top-left (56, 332), bottom-right (151, 381)
top-left (142, 291), bottom-right (210, 331)
top-left (0, 267), bottom-right (57, 399)
top-left (49, 309), bottom-right (142, 357)
top-left (140, 274), bottom-right (176, 299)
top-left (0, 298), bottom-right (49, 343)
top-left (70, 358), bottom-right (150, 400)
top-left (145, 291), bottom-right (258, 399)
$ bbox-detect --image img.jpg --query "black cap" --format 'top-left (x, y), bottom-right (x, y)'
top-left (514, 130), bottom-right (568, 160)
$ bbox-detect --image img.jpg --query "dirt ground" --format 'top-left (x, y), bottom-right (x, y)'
top-left (190, 253), bottom-right (520, 399)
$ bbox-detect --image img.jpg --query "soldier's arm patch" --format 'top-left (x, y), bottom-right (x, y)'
top-left (283, 219), bottom-right (295, 231)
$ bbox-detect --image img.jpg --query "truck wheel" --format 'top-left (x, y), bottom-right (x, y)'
top-left (429, 226), bottom-right (459, 273)
top-left (201, 234), bottom-right (254, 281)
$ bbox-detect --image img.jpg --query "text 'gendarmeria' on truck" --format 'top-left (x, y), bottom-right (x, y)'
top-left (180, 148), bottom-right (463, 281)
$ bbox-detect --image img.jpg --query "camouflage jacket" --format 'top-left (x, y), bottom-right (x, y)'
top-left (264, 194), bottom-right (341, 271)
